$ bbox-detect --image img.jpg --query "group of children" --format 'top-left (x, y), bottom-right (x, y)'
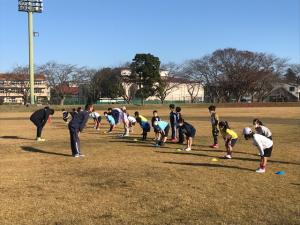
top-left (29, 103), bottom-right (274, 173)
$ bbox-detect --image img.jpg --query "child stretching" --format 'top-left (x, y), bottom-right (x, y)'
top-left (151, 110), bottom-right (161, 141)
top-left (104, 111), bottom-right (115, 133)
top-left (253, 119), bottom-right (272, 140)
top-left (218, 121), bottom-right (238, 159)
top-left (243, 127), bottom-right (273, 173)
top-left (208, 105), bottom-right (219, 148)
top-left (127, 115), bottom-right (136, 133)
top-left (62, 109), bottom-right (70, 123)
top-left (90, 109), bottom-right (102, 130)
top-left (135, 111), bottom-right (150, 140)
top-left (177, 118), bottom-right (196, 151)
top-left (153, 120), bottom-right (169, 147)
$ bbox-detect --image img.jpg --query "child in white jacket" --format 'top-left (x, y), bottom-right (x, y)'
top-left (243, 127), bottom-right (273, 173)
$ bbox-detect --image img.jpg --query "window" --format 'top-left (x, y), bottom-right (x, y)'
top-left (289, 86), bottom-right (295, 92)
top-left (34, 88), bottom-right (43, 93)
top-left (35, 81), bottom-right (44, 85)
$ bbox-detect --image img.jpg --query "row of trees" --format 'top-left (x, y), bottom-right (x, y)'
top-left (9, 48), bottom-right (300, 105)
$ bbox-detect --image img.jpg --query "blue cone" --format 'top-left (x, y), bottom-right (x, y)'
top-left (275, 171), bottom-right (285, 175)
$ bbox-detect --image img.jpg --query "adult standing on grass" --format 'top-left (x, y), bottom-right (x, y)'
top-left (243, 127), bottom-right (274, 173)
top-left (30, 106), bottom-right (55, 141)
top-left (68, 104), bottom-right (93, 158)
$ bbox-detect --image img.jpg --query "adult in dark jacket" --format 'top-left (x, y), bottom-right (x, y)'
top-left (30, 106), bottom-right (55, 141)
top-left (68, 104), bottom-right (93, 157)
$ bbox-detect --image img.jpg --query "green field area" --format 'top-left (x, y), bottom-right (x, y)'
top-left (0, 106), bottom-right (299, 225)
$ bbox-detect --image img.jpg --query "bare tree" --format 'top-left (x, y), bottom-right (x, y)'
top-left (38, 61), bottom-right (79, 105)
top-left (153, 62), bottom-right (181, 104)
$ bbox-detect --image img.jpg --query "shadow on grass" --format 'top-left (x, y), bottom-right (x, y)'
top-left (21, 146), bottom-right (71, 157)
top-left (156, 151), bottom-right (300, 166)
top-left (195, 148), bottom-right (258, 156)
top-left (0, 136), bottom-right (34, 140)
top-left (164, 161), bottom-right (254, 172)
top-left (156, 151), bottom-right (211, 157)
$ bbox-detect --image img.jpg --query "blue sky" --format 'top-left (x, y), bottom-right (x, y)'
top-left (0, 0), bottom-right (299, 72)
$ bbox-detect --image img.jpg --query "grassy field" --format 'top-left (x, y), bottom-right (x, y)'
top-left (0, 106), bottom-right (299, 225)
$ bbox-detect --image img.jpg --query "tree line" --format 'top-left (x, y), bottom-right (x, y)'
top-left (7, 48), bottom-right (300, 105)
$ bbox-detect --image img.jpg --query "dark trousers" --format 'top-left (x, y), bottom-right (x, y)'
top-left (109, 124), bottom-right (114, 132)
top-left (142, 131), bottom-right (148, 140)
top-left (171, 124), bottom-right (177, 139)
top-left (36, 124), bottom-right (44, 138)
top-left (178, 128), bottom-right (184, 143)
top-left (212, 127), bottom-right (219, 145)
top-left (112, 111), bottom-right (119, 124)
top-left (69, 127), bottom-right (80, 155)
top-left (31, 119), bottom-right (44, 138)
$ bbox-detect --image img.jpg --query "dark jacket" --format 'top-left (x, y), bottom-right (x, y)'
top-left (30, 108), bottom-right (51, 127)
top-left (68, 110), bottom-right (90, 132)
top-left (179, 122), bottom-right (196, 137)
top-left (169, 111), bottom-right (177, 125)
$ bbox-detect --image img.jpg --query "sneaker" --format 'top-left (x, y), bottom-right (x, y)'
top-left (185, 147), bottom-right (192, 151)
top-left (171, 138), bottom-right (177, 143)
top-left (256, 168), bottom-right (265, 173)
top-left (74, 154), bottom-right (80, 158)
top-left (36, 137), bottom-right (45, 142)
top-left (123, 134), bottom-right (129, 137)
top-left (224, 154), bottom-right (232, 159)
top-left (211, 144), bottom-right (219, 148)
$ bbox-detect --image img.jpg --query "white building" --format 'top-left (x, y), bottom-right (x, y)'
top-left (0, 73), bottom-right (50, 104)
top-left (120, 69), bottom-right (204, 103)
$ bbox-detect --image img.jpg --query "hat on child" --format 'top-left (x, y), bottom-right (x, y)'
top-left (243, 127), bottom-right (253, 135)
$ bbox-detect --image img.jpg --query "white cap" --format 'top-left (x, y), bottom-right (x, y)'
top-left (243, 127), bottom-right (252, 135)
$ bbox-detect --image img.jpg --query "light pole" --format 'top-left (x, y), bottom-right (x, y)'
top-left (18, 0), bottom-right (43, 105)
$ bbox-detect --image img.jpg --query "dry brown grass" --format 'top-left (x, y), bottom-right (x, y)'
top-left (0, 106), bottom-right (299, 225)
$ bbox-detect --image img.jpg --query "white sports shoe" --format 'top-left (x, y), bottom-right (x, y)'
top-left (256, 168), bottom-right (265, 173)
top-left (185, 147), bottom-right (191, 151)
top-left (224, 154), bottom-right (232, 159)
top-left (74, 154), bottom-right (80, 158)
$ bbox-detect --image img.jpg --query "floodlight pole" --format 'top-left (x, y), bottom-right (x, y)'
top-left (28, 11), bottom-right (35, 104)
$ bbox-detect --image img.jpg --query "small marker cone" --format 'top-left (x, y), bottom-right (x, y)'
top-left (211, 158), bottom-right (218, 162)
top-left (275, 171), bottom-right (285, 175)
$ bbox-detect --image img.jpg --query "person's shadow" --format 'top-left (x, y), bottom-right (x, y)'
top-left (0, 136), bottom-right (34, 140)
top-left (21, 146), bottom-right (71, 157)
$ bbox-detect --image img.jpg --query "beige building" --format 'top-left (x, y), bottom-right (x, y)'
top-left (0, 73), bottom-right (50, 104)
top-left (120, 69), bottom-right (204, 102)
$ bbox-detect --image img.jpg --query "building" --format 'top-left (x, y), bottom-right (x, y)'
top-left (0, 73), bottom-right (50, 104)
top-left (265, 83), bottom-right (300, 102)
top-left (120, 69), bottom-right (204, 103)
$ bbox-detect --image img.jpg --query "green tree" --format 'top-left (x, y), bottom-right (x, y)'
top-left (130, 53), bottom-right (161, 105)
top-left (90, 68), bottom-right (123, 101)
